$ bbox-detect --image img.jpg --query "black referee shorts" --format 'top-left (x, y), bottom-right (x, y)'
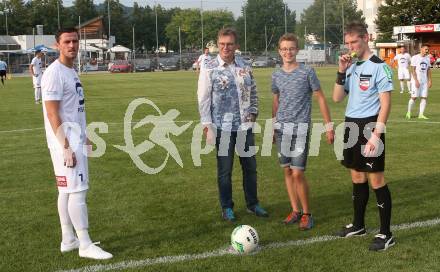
top-left (0, 70), bottom-right (6, 77)
top-left (341, 115), bottom-right (385, 172)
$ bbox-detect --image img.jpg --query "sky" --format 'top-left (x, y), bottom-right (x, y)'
top-left (62, 0), bottom-right (314, 18)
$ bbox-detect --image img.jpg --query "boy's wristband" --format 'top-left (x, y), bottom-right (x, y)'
top-left (336, 72), bottom-right (346, 85)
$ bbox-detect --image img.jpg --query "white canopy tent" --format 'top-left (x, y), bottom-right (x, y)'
top-left (109, 45), bottom-right (131, 53)
top-left (108, 45), bottom-right (131, 61)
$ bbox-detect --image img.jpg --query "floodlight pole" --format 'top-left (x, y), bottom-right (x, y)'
top-left (244, 2), bottom-right (247, 55)
top-left (5, 10), bottom-right (9, 70)
top-left (323, 0), bottom-right (326, 63)
top-left (178, 26), bottom-right (182, 70)
top-left (265, 25), bottom-right (268, 61)
top-left (84, 28), bottom-right (87, 74)
top-left (57, 0), bottom-right (60, 29)
top-left (78, 16), bottom-right (81, 75)
top-left (284, 2), bottom-right (287, 34)
top-left (33, 27), bottom-right (35, 48)
top-left (155, 3), bottom-right (158, 51)
top-left (155, 2), bottom-right (159, 69)
top-left (201, 0), bottom-right (204, 49)
top-left (342, 1), bottom-right (345, 44)
top-left (108, 0), bottom-right (111, 45)
top-left (132, 25), bottom-right (135, 72)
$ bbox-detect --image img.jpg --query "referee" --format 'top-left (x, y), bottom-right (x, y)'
top-left (332, 22), bottom-right (395, 251)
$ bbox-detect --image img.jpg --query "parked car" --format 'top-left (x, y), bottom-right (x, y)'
top-left (241, 56), bottom-right (253, 66)
top-left (159, 58), bottom-right (179, 71)
top-left (109, 60), bottom-right (132, 73)
top-left (251, 56), bottom-right (276, 68)
top-left (134, 59), bottom-right (153, 72)
top-left (179, 57), bottom-right (195, 70)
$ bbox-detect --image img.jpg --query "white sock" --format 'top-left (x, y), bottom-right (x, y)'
top-left (407, 81), bottom-right (411, 92)
top-left (68, 191), bottom-right (92, 248)
top-left (37, 87), bottom-right (41, 100)
top-left (77, 229), bottom-right (92, 249)
top-left (400, 81), bottom-right (404, 91)
top-left (34, 88), bottom-right (39, 101)
top-left (407, 99), bottom-right (415, 113)
top-left (57, 193), bottom-right (76, 244)
top-left (419, 99), bottom-right (427, 116)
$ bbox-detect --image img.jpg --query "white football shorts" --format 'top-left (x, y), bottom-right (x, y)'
top-left (49, 148), bottom-right (89, 193)
top-left (410, 80), bottom-right (428, 98)
top-left (398, 68), bottom-right (410, 80)
top-left (33, 74), bottom-right (42, 88)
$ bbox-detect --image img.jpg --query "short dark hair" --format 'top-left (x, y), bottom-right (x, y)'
top-left (55, 27), bottom-right (79, 43)
top-left (35, 49), bottom-right (41, 54)
top-left (217, 28), bottom-right (239, 44)
top-left (344, 21), bottom-right (368, 37)
top-left (421, 43), bottom-right (430, 48)
top-left (278, 33), bottom-right (299, 48)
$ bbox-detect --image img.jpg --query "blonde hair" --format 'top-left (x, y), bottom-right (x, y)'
top-left (278, 33), bottom-right (298, 48)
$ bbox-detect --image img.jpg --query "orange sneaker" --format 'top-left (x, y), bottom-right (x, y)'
top-left (283, 211), bottom-right (302, 224)
top-left (299, 214), bottom-right (314, 230)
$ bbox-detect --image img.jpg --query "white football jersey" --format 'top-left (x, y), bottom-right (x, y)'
top-left (411, 54), bottom-right (430, 83)
top-left (31, 56), bottom-right (43, 76)
top-left (197, 54), bottom-right (212, 70)
top-left (41, 59), bottom-right (87, 150)
top-left (394, 53), bottom-right (411, 69)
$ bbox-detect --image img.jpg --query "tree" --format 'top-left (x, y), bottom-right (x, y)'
top-left (156, 6), bottom-right (179, 52)
top-left (235, 0), bottom-right (296, 53)
top-left (202, 10), bottom-right (235, 46)
top-left (165, 8), bottom-right (234, 51)
top-left (1, 0), bottom-right (30, 35)
top-left (26, 0), bottom-right (64, 35)
top-left (376, 0), bottom-right (440, 42)
top-left (300, 0), bottom-right (364, 45)
top-left (99, 0), bottom-right (130, 46)
top-left (165, 9), bottom-right (201, 50)
top-left (73, 0), bottom-right (98, 23)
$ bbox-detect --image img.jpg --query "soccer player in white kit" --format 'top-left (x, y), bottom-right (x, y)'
top-left (196, 47), bottom-right (211, 72)
top-left (392, 46), bottom-right (411, 93)
top-left (30, 50), bottom-right (44, 104)
top-left (406, 44), bottom-right (432, 119)
top-left (41, 28), bottom-right (112, 260)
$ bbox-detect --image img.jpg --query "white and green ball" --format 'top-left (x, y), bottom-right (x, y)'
top-left (231, 225), bottom-right (259, 254)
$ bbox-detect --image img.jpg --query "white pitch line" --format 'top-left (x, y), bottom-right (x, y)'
top-left (58, 217), bottom-right (440, 272)
top-left (1, 118), bottom-right (439, 134)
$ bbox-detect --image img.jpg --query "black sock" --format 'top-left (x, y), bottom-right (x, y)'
top-left (352, 182), bottom-right (369, 228)
top-left (374, 184), bottom-right (392, 236)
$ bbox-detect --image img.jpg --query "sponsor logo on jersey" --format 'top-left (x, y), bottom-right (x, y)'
top-left (359, 75), bottom-right (371, 91)
top-left (76, 82), bottom-right (85, 109)
top-left (56, 176), bottom-right (67, 187)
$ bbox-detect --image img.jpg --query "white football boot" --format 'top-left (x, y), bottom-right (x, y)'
top-left (79, 242), bottom-right (113, 260)
top-left (60, 238), bottom-right (80, 253)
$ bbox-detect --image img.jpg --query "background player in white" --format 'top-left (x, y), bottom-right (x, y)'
top-left (391, 46), bottom-right (411, 93)
top-left (196, 47), bottom-right (211, 72)
top-left (41, 28), bottom-right (112, 260)
top-left (0, 57), bottom-right (7, 86)
top-left (406, 44), bottom-right (432, 119)
top-left (30, 50), bottom-right (44, 104)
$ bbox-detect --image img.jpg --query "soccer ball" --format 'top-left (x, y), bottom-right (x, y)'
top-left (230, 225), bottom-right (259, 254)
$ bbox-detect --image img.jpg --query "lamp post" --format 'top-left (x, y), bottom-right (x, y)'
top-left (57, 0), bottom-right (60, 29)
top-left (1, 9), bottom-right (10, 73)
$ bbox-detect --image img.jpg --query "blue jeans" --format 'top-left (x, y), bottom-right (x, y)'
top-left (215, 129), bottom-right (259, 210)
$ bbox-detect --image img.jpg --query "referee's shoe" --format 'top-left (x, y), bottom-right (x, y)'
top-left (336, 224), bottom-right (366, 237)
top-left (369, 233), bottom-right (395, 251)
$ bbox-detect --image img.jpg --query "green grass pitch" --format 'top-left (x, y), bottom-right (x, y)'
top-left (0, 67), bottom-right (439, 271)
